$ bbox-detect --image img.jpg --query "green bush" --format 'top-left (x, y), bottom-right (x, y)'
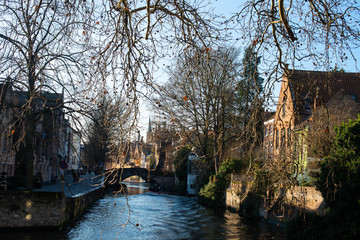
top-left (316, 117), bottom-right (360, 239)
top-left (317, 117), bottom-right (360, 209)
top-left (198, 158), bottom-right (243, 206)
top-left (288, 116), bottom-right (360, 240)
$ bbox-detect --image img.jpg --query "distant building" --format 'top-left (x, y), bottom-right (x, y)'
top-left (146, 119), bottom-right (179, 173)
top-left (102, 136), bottom-right (146, 170)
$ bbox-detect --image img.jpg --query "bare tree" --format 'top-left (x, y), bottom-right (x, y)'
top-left (0, 0), bottom-right (97, 189)
top-left (235, 0), bottom-right (360, 74)
top-left (232, 46), bottom-right (264, 162)
top-left (96, 0), bottom-right (218, 109)
top-left (307, 91), bottom-right (360, 159)
top-left (230, 0), bottom-right (360, 213)
top-left (84, 93), bottom-right (132, 172)
top-left (0, 0), bottom-right (219, 191)
top-left (152, 47), bottom-right (243, 174)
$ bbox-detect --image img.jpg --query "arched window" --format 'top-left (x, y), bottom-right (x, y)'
top-left (282, 96), bottom-right (286, 116)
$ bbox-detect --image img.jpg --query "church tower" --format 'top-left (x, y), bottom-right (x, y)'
top-left (146, 118), bottom-right (153, 143)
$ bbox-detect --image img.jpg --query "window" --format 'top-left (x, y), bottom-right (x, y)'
top-left (282, 97), bottom-right (286, 116)
top-left (269, 141), bottom-right (273, 157)
top-left (265, 126), bottom-right (268, 136)
top-left (2, 135), bottom-right (7, 153)
top-left (287, 128), bottom-right (291, 146)
top-left (264, 140), bottom-right (268, 155)
top-left (281, 128), bottom-right (285, 147)
top-left (276, 130), bottom-right (279, 149)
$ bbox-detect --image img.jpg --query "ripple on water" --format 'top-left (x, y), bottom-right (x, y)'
top-left (64, 189), bottom-right (285, 240)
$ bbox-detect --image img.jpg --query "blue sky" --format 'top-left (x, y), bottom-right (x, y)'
top-left (138, 1), bottom-right (246, 137)
top-left (138, 0), bottom-right (360, 138)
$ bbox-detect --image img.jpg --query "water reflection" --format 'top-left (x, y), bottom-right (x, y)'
top-left (65, 181), bottom-right (285, 239)
top-left (0, 181), bottom-right (285, 240)
top-left (123, 179), bottom-right (150, 195)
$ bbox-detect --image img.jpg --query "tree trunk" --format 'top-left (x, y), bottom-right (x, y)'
top-left (25, 53), bottom-right (36, 190)
top-left (24, 108), bottom-right (35, 190)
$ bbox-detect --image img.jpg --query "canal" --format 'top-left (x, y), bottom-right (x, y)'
top-left (1, 181), bottom-right (285, 239)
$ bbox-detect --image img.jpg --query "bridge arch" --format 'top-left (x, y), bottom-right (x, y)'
top-left (119, 168), bottom-right (151, 182)
top-left (105, 167), bottom-right (176, 191)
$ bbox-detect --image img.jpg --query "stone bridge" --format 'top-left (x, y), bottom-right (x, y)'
top-left (120, 167), bottom-right (150, 181)
top-left (105, 167), bottom-right (175, 191)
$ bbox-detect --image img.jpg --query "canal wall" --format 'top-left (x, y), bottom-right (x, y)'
top-left (226, 176), bottom-right (325, 223)
top-left (152, 175), bottom-right (176, 191)
top-left (0, 187), bottom-right (104, 229)
top-left (65, 187), bottom-right (104, 221)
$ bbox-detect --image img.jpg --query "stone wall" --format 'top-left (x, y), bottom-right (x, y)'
top-left (0, 191), bottom-right (66, 228)
top-left (285, 186), bottom-right (324, 212)
top-left (225, 180), bottom-right (325, 223)
top-left (226, 182), bottom-right (251, 211)
top-left (225, 174), bottom-right (252, 211)
top-left (66, 187), bottom-right (104, 220)
top-left (226, 189), bottom-right (240, 210)
top-left (152, 175), bottom-right (175, 191)
top-left (0, 188), bottom-right (104, 229)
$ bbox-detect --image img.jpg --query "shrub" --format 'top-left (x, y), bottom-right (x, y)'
top-left (317, 117), bottom-right (360, 210)
top-left (288, 116), bottom-right (360, 240)
top-left (198, 158), bottom-right (243, 206)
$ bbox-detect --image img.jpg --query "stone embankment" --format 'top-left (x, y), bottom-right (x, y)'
top-left (226, 174), bottom-right (325, 224)
top-left (0, 174), bottom-right (104, 229)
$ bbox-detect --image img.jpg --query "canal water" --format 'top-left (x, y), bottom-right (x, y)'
top-left (1, 181), bottom-right (285, 240)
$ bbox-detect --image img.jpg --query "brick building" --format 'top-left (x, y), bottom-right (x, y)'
top-left (146, 119), bottom-right (179, 173)
top-left (264, 69), bottom-right (360, 179)
top-left (0, 82), bottom-right (75, 186)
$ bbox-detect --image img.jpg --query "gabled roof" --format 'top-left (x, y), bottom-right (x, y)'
top-left (0, 84), bottom-right (63, 109)
top-left (285, 69), bottom-right (360, 119)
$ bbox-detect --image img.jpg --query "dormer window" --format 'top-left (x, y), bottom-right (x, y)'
top-left (281, 128), bottom-right (285, 147)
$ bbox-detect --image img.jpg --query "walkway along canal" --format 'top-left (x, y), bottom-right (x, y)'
top-left (0, 180), bottom-right (285, 239)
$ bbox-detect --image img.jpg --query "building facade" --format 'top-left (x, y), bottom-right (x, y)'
top-left (0, 82), bottom-right (74, 186)
top-left (264, 69), bottom-right (360, 180)
top-left (146, 119), bottom-right (179, 173)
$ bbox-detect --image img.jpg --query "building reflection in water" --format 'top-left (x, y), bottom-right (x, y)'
top-left (122, 176), bottom-right (150, 196)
